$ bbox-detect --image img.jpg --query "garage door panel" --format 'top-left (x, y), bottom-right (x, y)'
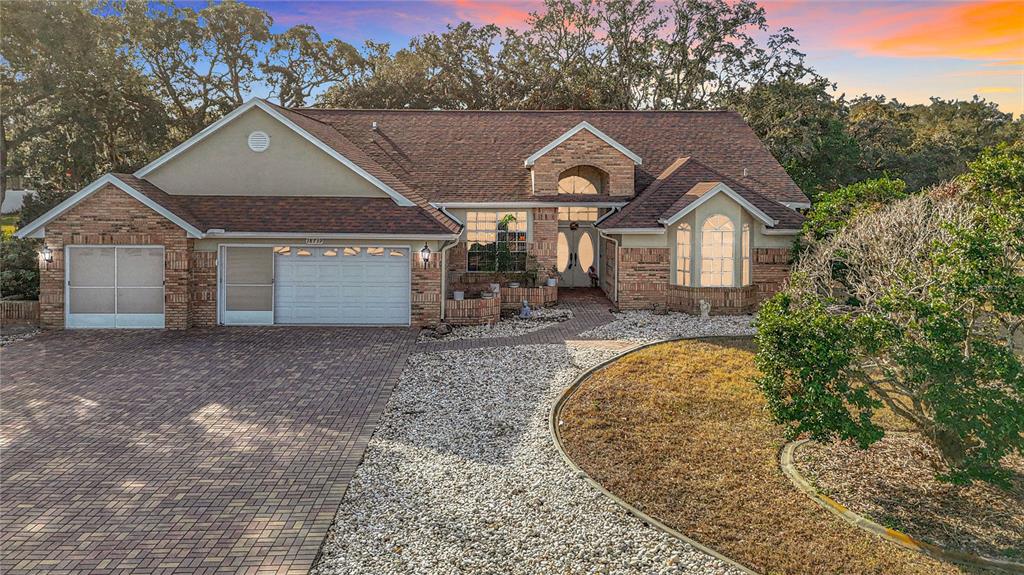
top-left (66, 246), bottom-right (165, 329)
top-left (70, 248), bottom-right (115, 287)
top-left (274, 246), bottom-right (410, 325)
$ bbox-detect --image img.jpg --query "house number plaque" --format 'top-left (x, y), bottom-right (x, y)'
top-left (305, 238), bottom-right (325, 245)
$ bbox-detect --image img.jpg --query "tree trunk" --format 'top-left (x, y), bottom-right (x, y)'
top-left (1, 117), bottom-right (8, 212)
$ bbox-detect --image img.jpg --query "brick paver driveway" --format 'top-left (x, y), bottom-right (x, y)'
top-left (1, 327), bottom-right (415, 575)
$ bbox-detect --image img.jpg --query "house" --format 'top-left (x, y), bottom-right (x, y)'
top-left (15, 99), bottom-right (806, 330)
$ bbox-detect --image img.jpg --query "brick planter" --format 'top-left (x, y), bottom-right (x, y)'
top-left (666, 285), bottom-right (758, 315)
top-left (445, 295), bottom-right (501, 326)
top-left (1, 300), bottom-right (40, 327)
top-left (500, 285), bottom-right (558, 311)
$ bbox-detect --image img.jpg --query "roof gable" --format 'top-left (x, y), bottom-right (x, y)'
top-left (15, 174), bottom-right (204, 239)
top-left (134, 99), bottom-right (415, 207)
top-left (524, 121), bottom-right (642, 166)
top-left (658, 182), bottom-right (776, 227)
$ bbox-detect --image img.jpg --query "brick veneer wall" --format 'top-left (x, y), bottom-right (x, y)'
top-left (445, 295), bottom-right (501, 326)
top-left (39, 185), bottom-right (190, 329)
top-left (189, 249), bottom-right (217, 328)
top-left (500, 286), bottom-right (557, 311)
top-left (531, 130), bottom-right (634, 197)
top-left (752, 248), bottom-right (791, 303)
top-left (412, 253), bottom-right (442, 327)
top-left (616, 247), bottom-right (669, 310)
top-left (667, 285), bottom-right (759, 314)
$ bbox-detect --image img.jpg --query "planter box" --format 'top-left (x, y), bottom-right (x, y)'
top-left (666, 285), bottom-right (758, 315)
top-left (1, 300), bottom-right (40, 327)
top-left (445, 295), bottom-right (502, 326)
top-left (500, 285), bottom-right (558, 311)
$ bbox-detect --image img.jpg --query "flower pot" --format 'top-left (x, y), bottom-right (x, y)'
top-left (546, 278), bottom-right (558, 287)
top-left (481, 291), bottom-right (495, 299)
top-left (508, 282), bottom-right (520, 288)
top-left (453, 291), bottom-right (465, 301)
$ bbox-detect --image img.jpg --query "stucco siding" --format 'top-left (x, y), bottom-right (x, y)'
top-left (147, 107), bottom-right (389, 198)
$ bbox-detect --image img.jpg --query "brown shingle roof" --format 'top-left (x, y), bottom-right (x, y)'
top-left (597, 158), bottom-right (804, 230)
top-left (295, 108), bottom-right (807, 205)
top-left (113, 174), bottom-right (455, 236)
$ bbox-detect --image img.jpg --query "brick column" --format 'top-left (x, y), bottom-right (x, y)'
top-left (616, 247), bottom-right (669, 310)
top-left (412, 252), bottom-right (442, 328)
top-left (189, 249), bottom-right (218, 327)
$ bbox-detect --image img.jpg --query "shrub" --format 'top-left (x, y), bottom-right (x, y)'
top-left (1, 232), bottom-right (40, 299)
top-left (756, 144), bottom-right (1023, 487)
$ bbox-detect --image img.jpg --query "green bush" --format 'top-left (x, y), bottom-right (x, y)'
top-left (1, 232), bottom-right (40, 299)
top-left (756, 144), bottom-right (1024, 487)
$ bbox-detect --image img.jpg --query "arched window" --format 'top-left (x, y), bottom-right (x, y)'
top-left (558, 165), bottom-right (607, 194)
top-left (675, 223), bottom-right (691, 286)
top-left (700, 215), bottom-right (734, 287)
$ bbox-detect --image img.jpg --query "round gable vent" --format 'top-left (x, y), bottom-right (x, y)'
top-left (247, 131), bottom-right (270, 152)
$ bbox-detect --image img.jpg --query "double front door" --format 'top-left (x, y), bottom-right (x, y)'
top-left (557, 225), bottom-right (600, 287)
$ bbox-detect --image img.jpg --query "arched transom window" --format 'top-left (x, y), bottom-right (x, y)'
top-left (558, 165), bottom-right (607, 195)
top-left (701, 215), bottom-right (734, 287)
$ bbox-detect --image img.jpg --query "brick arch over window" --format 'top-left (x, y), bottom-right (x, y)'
top-left (558, 165), bottom-right (608, 195)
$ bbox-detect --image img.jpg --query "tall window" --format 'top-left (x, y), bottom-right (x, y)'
top-left (467, 211), bottom-right (528, 272)
top-left (742, 223), bottom-right (751, 286)
top-left (675, 223), bottom-right (691, 286)
top-left (701, 215), bottom-right (734, 287)
top-left (558, 165), bottom-right (607, 194)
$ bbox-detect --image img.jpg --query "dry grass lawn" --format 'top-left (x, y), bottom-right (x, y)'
top-left (558, 337), bottom-right (984, 575)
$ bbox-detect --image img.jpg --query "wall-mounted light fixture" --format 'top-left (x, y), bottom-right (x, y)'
top-left (41, 247), bottom-right (53, 263)
top-left (419, 243), bottom-right (431, 268)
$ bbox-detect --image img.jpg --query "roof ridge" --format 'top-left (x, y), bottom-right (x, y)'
top-left (295, 107), bottom-right (740, 114)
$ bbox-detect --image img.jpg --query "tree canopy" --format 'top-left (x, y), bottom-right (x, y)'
top-left (1, 0), bottom-right (1020, 209)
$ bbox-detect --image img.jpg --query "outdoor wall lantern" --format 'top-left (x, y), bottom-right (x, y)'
top-left (41, 247), bottom-right (53, 263)
top-left (419, 243), bottom-right (431, 268)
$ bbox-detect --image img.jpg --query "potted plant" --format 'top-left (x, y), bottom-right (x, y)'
top-left (546, 264), bottom-right (560, 287)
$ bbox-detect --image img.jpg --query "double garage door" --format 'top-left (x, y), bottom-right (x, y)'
top-left (65, 246), bottom-right (165, 329)
top-left (222, 245), bottom-right (411, 326)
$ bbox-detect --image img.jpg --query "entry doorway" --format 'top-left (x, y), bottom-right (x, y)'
top-left (557, 225), bottom-right (600, 288)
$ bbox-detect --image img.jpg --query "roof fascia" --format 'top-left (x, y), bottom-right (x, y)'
top-left (15, 174), bottom-right (204, 239)
top-left (658, 183), bottom-right (777, 227)
top-left (524, 121), bottom-right (642, 166)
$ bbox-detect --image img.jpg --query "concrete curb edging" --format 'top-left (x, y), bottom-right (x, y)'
top-left (550, 336), bottom-right (761, 575)
top-left (781, 439), bottom-right (1024, 574)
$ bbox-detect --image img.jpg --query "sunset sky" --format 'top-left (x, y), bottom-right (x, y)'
top-left (244, 0), bottom-right (1023, 115)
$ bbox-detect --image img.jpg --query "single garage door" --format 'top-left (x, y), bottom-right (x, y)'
top-left (66, 246), bottom-right (164, 329)
top-left (274, 246), bottom-right (410, 325)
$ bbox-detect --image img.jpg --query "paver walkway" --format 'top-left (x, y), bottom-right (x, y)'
top-left (1, 327), bottom-right (415, 575)
top-left (420, 288), bottom-right (617, 351)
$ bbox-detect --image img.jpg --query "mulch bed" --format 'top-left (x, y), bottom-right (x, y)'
top-left (794, 434), bottom-right (1023, 561)
top-left (557, 337), bottom-right (984, 575)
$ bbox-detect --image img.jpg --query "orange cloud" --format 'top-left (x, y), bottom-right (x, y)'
top-left (869, 1), bottom-right (1024, 60)
top-left (446, 0), bottom-right (538, 28)
top-left (975, 86), bottom-right (1018, 93)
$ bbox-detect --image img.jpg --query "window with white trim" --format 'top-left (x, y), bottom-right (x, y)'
top-left (742, 223), bottom-right (751, 286)
top-left (700, 215), bottom-right (734, 287)
top-left (466, 211), bottom-right (528, 272)
top-left (675, 223), bottom-right (691, 286)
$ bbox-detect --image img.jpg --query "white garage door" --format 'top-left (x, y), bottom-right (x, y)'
top-left (274, 246), bottom-right (410, 325)
top-left (66, 246), bottom-right (164, 329)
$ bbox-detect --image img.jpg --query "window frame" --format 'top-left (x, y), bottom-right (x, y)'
top-left (675, 223), bottom-right (692, 286)
top-left (465, 211), bottom-right (529, 273)
top-left (742, 223), bottom-right (751, 286)
top-left (699, 214), bottom-right (735, 288)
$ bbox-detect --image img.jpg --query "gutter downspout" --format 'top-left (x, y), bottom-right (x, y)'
top-left (438, 238), bottom-right (459, 321)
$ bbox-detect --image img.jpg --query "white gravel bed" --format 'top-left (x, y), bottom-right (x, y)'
top-left (418, 306), bottom-right (574, 342)
top-left (579, 310), bottom-right (755, 343)
top-left (0, 327), bottom-right (40, 347)
top-left (314, 315), bottom-right (754, 575)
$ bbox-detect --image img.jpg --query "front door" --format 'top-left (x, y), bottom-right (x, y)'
top-left (557, 225), bottom-right (600, 287)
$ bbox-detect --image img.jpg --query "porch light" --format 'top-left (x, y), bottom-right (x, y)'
top-left (419, 243), bottom-right (431, 267)
top-left (41, 247), bottom-right (53, 263)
